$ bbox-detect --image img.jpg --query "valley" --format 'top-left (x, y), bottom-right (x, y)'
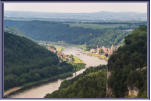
top-left (3, 10), bottom-right (148, 98)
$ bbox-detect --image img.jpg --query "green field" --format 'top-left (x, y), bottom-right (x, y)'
top-left (87, 53), bottom-right (108, 61)
top-left (54, 45), bottom-right (64, 52)
top-left (72, 56), bottom-right (83, 64)
top-left (66, 23), bottom-right (129, 30)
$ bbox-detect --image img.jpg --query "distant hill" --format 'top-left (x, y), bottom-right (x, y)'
top-left (4, 32), bottom-right (74, 91)
top-left (5, 11), bottom-right (147, 21)
top-left (4, 20), bottom-right (146, 49)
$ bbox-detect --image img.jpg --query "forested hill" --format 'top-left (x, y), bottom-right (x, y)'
top-left (4, 20), bottom-right (146, 49)
top-left (45, 25), bottom-right (147, 98)
top-left (4, 32), bottom-right (74, 91)
top-left (107, 25), bottom-right (147, 98)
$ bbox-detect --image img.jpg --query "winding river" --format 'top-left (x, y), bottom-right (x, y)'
top-left (9, 46), bottom-right (107, 98)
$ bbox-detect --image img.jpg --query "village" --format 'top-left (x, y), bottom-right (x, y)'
top-left (89, 45), bottom-right (120, 57)
top-left (38, 41), bottom-right (119, 62)
top-left (47, 46), bottom-right (73, 62)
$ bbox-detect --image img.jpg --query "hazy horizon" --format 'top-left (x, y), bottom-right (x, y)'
top-left (5, 10), bottom-right (147, 14)
top-left (4, 2), bottom-right (147, 13)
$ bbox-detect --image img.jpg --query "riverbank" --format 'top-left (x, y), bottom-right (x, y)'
top-left (87, 53), bottom-right (108, 61)
top-left (77, 44), bottom-right (108, 61)
top-left (4, 87), bottom-right (22, 97)
top-left (4, 72), bottom-right (73, 98)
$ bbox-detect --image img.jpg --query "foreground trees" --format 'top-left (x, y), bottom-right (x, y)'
top-left (108, 25), bottom-right (147, 98)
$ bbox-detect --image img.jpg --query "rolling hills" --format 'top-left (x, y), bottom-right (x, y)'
top-left (4, 20), bottom-right (146, 50)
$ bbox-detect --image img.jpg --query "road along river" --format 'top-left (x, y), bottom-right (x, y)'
top-left (8, 46), bottom-right (107, 98)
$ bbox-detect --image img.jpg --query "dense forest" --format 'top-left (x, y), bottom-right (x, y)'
top-left (108, 25), bottom-right (147, 98)
top-left (4, 32), bottom-right (74, 91)
top-left (45, 25), bottom-right (147, 98)
top-left (4, 20), bottom-right (146, 50)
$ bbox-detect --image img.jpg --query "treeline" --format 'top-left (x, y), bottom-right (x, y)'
top-left (45, 65), bottom-right (107, 98)
top-left (80, 21), bottom-right (146, 25)
top-left (4, 20), bottom-right (145, 50)
top-left (4, 32), bottom-right (74, 91)
top-left (108, 25), bottom-right (147, 98)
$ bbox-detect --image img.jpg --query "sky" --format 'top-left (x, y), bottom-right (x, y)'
top-left (4, 2), bottom-right (147, 13)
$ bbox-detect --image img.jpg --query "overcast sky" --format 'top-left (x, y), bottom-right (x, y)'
top-left (4, 2), bottom-right (147, 13)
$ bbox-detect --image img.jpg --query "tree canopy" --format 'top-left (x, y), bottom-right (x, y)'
top-left (108, 25), bottom-right (147, 97)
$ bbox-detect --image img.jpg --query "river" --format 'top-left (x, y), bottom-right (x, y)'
top-left (9, 46), bottom-right (107, 98)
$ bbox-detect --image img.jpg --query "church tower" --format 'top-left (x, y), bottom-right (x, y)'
top-left (96, 44), bottom-right (100, 54)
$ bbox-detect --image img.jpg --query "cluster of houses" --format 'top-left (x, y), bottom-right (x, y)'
top-left (90, 45), bottom-right (119, 57)
top-left (38, 41), bottom-right (72, 62)
top-left (47, 46), bottom-right (72, 62)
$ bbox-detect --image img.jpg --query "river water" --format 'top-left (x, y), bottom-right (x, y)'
top-left (9, 46), bottom-right (107, 98)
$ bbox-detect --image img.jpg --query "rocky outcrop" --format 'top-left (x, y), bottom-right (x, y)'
top-left (128, 86), bottom-right (139, 97)
top-left (106, 70), bottom-right (113, 97)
